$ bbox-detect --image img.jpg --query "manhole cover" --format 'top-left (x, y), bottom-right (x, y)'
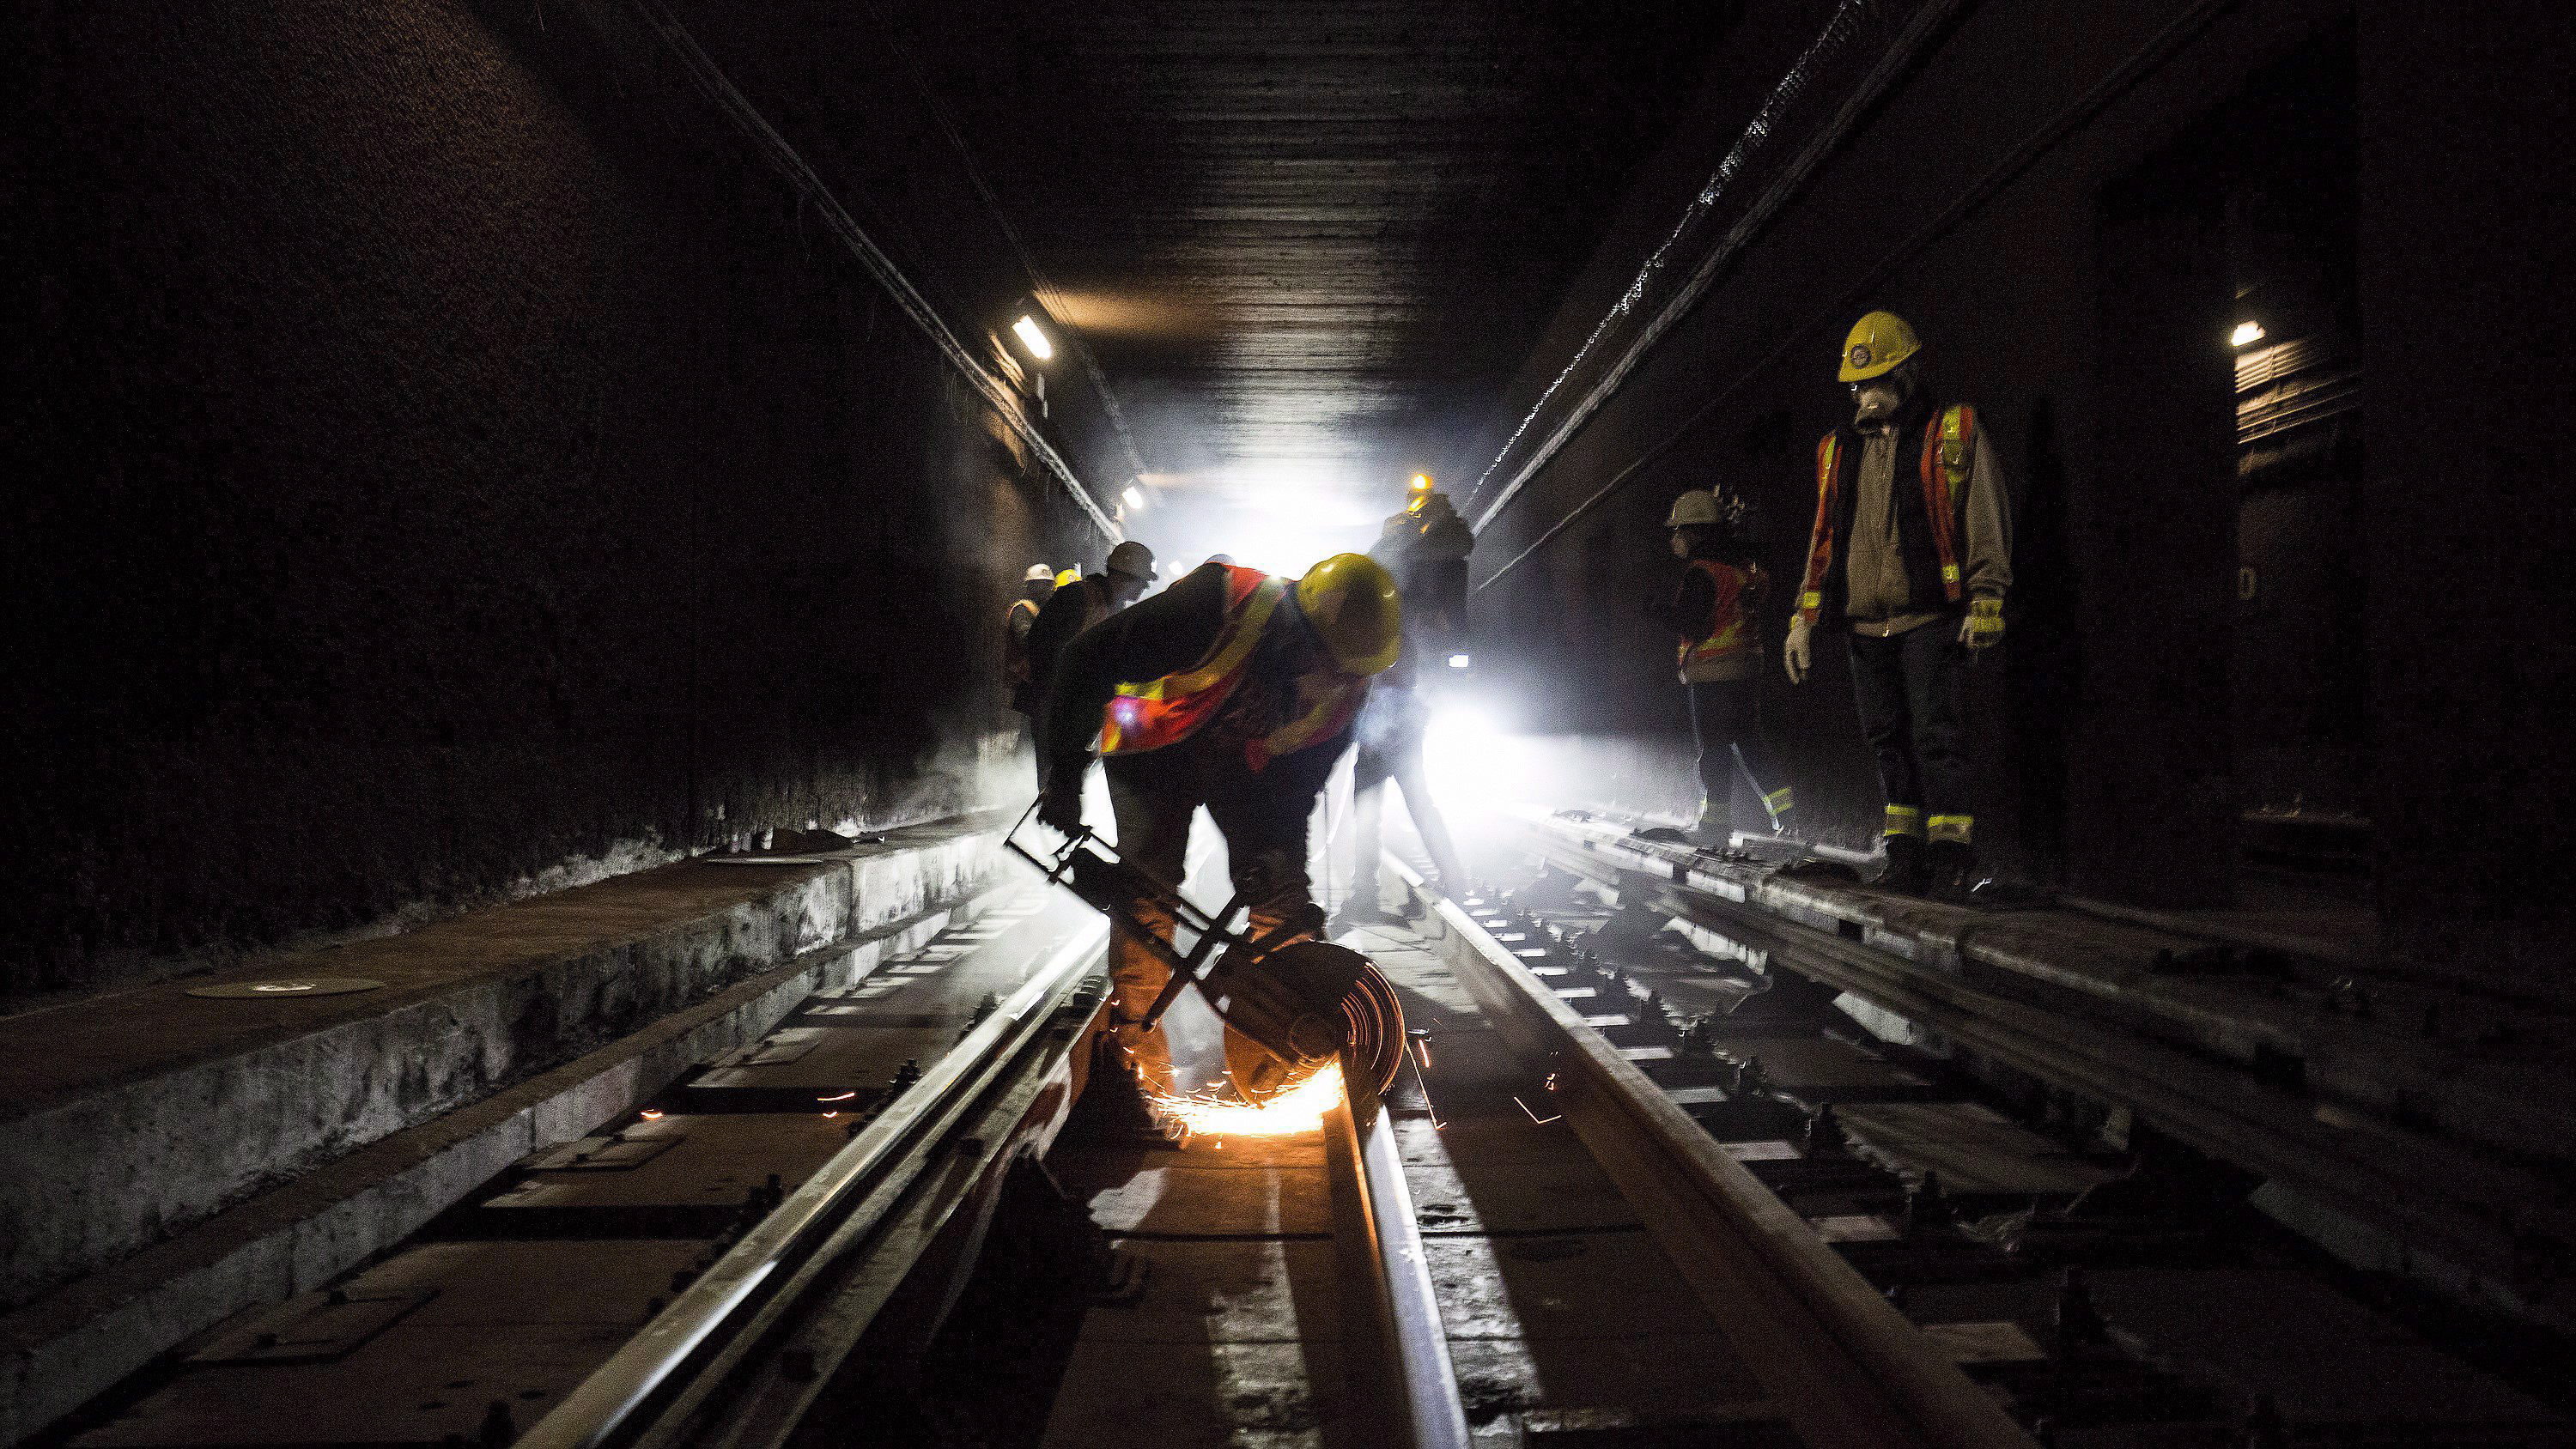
top-left (187, 978), bottom-right (386, 999)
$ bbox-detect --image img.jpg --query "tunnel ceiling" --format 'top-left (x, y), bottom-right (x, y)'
top-left (878, 0), bottom-right (1748, 528)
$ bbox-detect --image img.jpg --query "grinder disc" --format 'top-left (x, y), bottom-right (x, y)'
top-left (1207, 940), bottom-right (1406, 1099)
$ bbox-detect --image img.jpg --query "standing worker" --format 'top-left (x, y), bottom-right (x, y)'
top-left (1784, 311), bottom-right (2012, 895)
top-left (1025, 540), bottom-right (1157, 744)
top-left (1341, 473), bottom-right (1472, 922)
top-left (1037, 554), bottom-right (1401, 1095)
top-left (1667, 487), bottom-right (1793, 847)
top-left (1003, 563), bottom-right (1057, 718)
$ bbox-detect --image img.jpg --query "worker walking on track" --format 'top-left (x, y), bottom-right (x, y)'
top-left (1037, 554), bottom-right (1402, 1093)
top-left (1003, 563), bottom-right (1057, 718)
top-left (1667, 487), bottom-right (1793, 847)
top-left (1341, 472), bottom-right (1472, 921)
top-left (1784, 311), bottom-right (2012, 896)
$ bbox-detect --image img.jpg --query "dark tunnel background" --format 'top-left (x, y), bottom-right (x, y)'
top-left (6, 0), bottom-right (2575, 1003)
top-left (3, 2), bottom-right (1115, 997)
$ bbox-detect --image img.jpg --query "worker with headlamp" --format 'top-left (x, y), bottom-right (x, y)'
top-left (1340, 473), bottom-right (1472, 922)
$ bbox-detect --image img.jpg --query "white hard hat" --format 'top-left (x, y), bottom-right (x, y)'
top-left (1666, 491), bottom-right (1722, 529)
top-left (1105, 540), bottom-right (1157, 581)
top-left (1024, 564), bottom-right (1054, 583)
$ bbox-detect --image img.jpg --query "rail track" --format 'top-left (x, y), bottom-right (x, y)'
top-left (1440, 830), bottom-right (2573, 1446)
top-left (52, 832), bottom-right (2560, 1447)
top-left (46, 879), bottom-right (1476, 1449)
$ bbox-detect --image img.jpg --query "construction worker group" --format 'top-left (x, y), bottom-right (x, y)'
top-left (1667, 308), bottom-right (2010, 899)
top-left (1013, 308), bottom-right (2012, 1092)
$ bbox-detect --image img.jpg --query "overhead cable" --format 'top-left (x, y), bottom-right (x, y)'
top-left (623, 0), bottom-right (1120, 539)
top-left (1461, 0), bottom-right (1970, 537)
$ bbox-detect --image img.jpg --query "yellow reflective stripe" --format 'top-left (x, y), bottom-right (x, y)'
top-left (1119, 578), bottom-right (1285, 705)
top-left (1882, 804), bottom-right (1923, 837)
top-left (1763, 787), bottom-right (1795, 814)
top-left (1940, 563), bottom-right (1961, 583)
top-left (1927, 814), bottom-right (1973, 843)
top-left (1799, 591), bottom-right (1823, 609)
top-left (1937, 405), bottom-right (1972, 479)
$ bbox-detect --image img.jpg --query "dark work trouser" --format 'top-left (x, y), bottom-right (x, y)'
top-left (1348, 715), bottom-right (1466, 907)
top-left (1686, 677), bottom-right (1788, 834)
top-left (1103, 745), bottom-right (1325, 1089)
top-left (1847, 622), bottom-right (1974, 844)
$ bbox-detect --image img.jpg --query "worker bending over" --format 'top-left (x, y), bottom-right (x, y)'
top-left (1038, 555), bottom-right (1402, 1091)
top-left (1666, 487), bottom-right (1792, 846)
top-left (1785, 311), bottom-right (2013, 895)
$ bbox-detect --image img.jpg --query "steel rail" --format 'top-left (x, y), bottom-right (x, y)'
top-left (1511, 820), bottom-right (2559, 1292)
top-left (690, 979), bottom-right (1104, 1449)
top-left (516, 917), bottom-right (1109, 1449)
top-left (612, 0), bottom-right (1120, 542)
top-left (1321, 1082), bottom-right (1472, 1449)
top-left (1386, 855), bottom-right (2034, 1449)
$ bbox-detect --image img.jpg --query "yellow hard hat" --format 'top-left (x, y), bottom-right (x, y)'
top-left (1838, 310), bottom-right (1921, 382)
top-left (1295, 553), bottom-right (1403, 676)
top-left (1054, 567), bottom-right (1082, 588)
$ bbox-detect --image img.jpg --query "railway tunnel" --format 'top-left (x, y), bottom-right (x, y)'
top-left (8, 1), bottom-right (2576, 1445)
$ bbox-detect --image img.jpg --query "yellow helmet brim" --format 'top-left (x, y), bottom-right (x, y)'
top-left (1838, 310), bottom-right (1921, 382)
top-left (1295, 553), bottom-right (1403, 676)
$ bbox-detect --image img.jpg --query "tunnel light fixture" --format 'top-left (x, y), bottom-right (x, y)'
top-left (1447, 652), bottom-right (1473, 670)
top-left (1409, 472), bottom-right (1433, 494)
top-left (2231, 320), bottom-right (2265, 348)
top-left (1121, 485), bottom-right (1146, 512)
top-left (1012, 314), bottom-right (1055, 361)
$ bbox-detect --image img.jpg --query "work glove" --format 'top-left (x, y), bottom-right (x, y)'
top-left (1037, 773), bottom-right (1085, 836)
top-left (1784, 616), bottom-right (1812, 685)
top-left (1960, 597), bottom-right (2004, 652)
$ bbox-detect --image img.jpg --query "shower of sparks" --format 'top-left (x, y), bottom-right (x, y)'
top-left (1150, 1061), bottom-right (1346, 1137)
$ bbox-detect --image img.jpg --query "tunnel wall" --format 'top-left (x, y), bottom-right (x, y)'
top-left (3, 1), bottom-right (1109, 1000)
top-left (2354, 0), bottom-right (2576, 985)
top-left (1456, 0), bottom-right (2350, 890)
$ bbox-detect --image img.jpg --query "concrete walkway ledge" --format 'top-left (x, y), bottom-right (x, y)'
top-left (0, 815), bottom-right (1008, 1321)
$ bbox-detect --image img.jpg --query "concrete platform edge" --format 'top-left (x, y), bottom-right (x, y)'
top-left (2, 822), bottom-right (1002, 1312)
top-left (0, 881), bottom-right (1013, 1446)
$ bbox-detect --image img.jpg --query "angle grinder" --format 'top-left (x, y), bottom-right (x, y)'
top-left (1005, 805), bottom-right (1406, 1098)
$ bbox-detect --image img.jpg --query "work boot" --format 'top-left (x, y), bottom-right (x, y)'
top-left (1878, 834), bottom-right (1928, 894)
top-left (1926, 840), bottom-right (1980, 901)
top-left (1692, 804), bottom-right (1734, 851)
top-left (1060, 1033), bottom-right (1182, 1147)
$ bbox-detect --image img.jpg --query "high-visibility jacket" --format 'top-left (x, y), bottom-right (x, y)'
top-left (1674, 558), bottom-right (1763, 683)
top-left (1795, 403), bottom-right (1978, 628)
top-left (1099, 565), bottom-right (1370, 771)
top-left (1004, 597), bottom-right (1042, 685)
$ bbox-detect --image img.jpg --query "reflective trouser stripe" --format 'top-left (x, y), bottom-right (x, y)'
top-left (1763, 787), bottom-right (1795, 817)
top-left (1927, 814), bottom-right (1973, 844)
top-left (1883, 805), bottom-right (1923, 838)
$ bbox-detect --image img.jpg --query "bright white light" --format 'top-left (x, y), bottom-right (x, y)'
top-left (1424, 703), bottom-right (1519, 811)
top-left (2231, 320), bottom-right (2265, 348)
top-left (1446, 652), bottom-right (1472, 669)
top-left (1122, 485), bottom-right (1146, 511)
top-left (1012, 314), bottom-right (1055, 361)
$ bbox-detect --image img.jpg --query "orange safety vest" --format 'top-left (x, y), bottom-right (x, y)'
top-left (1099, 566), bottom-right (1370, 771)
top-left (1004, 597), bottom-right (1042, 684)
top-left (1795, 404), bottom-right (1976, 627)
top-left (1675, 558), bottom-right (1761, 680)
